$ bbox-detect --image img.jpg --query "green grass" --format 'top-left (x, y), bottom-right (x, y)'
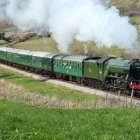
top-left (130, 16), bottom-right (140, 25)
top-left (0, 99), bottom-right (140, 140)
top-left (0, 40), bottom-right (8, 45)
top-left (0, 68), bottom-right (99, 103)
top-left (9, 37), bottom-right (60, 53)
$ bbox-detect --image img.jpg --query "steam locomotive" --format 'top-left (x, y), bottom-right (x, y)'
top-left (0, 46), bottom-right (140, 94)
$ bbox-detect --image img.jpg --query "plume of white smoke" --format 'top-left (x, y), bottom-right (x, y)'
top-left (0, 0), bottom-right (8, 19)
top-left (0, 0), bottom-right (138, 52)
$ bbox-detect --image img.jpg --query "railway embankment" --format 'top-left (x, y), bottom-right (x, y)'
top-left (0, 63), bottom-right (140, 108)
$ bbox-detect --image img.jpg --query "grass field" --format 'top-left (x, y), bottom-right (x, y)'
top-left (130, 16), bottom-right (140, 25)
top-left (8, 37), bottom-right (60, 53)
top-left (7, 37), bottom-right (129, 57)
top-left (0, 40), bottom-right (8, 45)
top-left (0, 68), bottom-right (99, 104)
top-left (0, 99), bottom-right (140, 140)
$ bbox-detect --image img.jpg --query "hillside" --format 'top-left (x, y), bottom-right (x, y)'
top-left (0, 20), bottom-right (16, 32)
top-left (7, 37), bottom-right (60, 53)
top-left (110, 0), bottom-right (140, 16)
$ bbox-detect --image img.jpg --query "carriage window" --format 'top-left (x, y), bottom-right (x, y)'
top-left (77, 63), bottom-right (79, 70)
top-left (72, 63), bottom-right (74, 70)
top-left (66, 61), bottom-right (68, 67)
top-left (33, 57), bottom-right (35, 62)
top-left (60, 61), bottom-right (62, 66)
top-left (75, 63), bottom-right (77, 70)
top-left (78, 64), bottom-right (80, 70)
top-left (59, 60), bottom-right (61, 66)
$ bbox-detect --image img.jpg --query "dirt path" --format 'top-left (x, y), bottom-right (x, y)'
top-left (0, 63), bottom-right (140, 107)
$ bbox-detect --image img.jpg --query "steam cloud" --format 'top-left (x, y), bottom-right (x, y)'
top-left (0, 0), bottom-right (138, 52)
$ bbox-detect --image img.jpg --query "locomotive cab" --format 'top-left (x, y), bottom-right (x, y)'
top-left (129, 60), bottom-right (140, 91)
top-left (129, 60), bottom-right (140, 80)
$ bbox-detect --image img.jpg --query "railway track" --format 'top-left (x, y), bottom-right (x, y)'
top-left (1, 62), bottom-right (140, 107)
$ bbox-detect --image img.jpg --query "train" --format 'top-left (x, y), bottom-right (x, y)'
top-left (0, 46), bottom-right (140, 94)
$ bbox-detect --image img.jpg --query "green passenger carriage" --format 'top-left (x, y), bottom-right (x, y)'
top-left (53, 55), bottom-right (87, 78)
top-left (0, 47), bottom-right (8, 61)
top-left (6, 48), bottom-right (18, 63)
top-left (31, 52), bottom-right (55, 72)
top-left (16, 50), bottom-right (32, 67)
